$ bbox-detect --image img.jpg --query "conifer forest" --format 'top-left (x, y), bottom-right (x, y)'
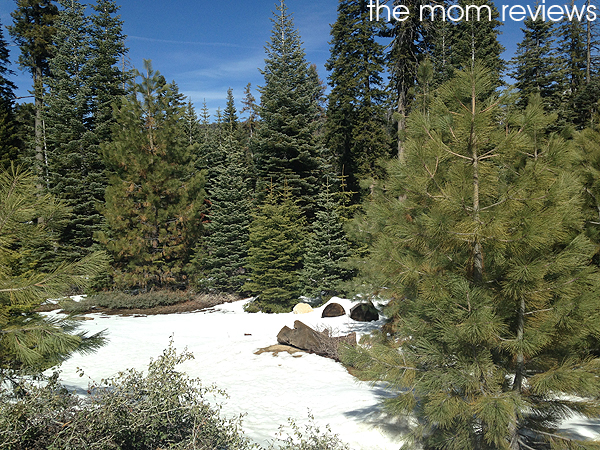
top-left (1, 0), bottom-right (600, 449)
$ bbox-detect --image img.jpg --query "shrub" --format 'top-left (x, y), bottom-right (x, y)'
top-left (0, 341), bottom-right (256, 450)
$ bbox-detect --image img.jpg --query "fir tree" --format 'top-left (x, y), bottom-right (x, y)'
top-left (183, 100), bottom-right (201, 146)
top-left (557, 4), bottom-right (588, 126)
top-left (252, 0), bottom-right (325, 218)
top-left (511, 12), bottom-right (560, 110)
top-left (240, 82), bottom-right (258, 140)
top-left (385, 0), bottom-right (429, 158)
top-left (0, 166), bottom-right (106, 380)
top-left (45, 0), bottom-right (96, 260)
top-left (223, 87), bottom-right (238, 135)
top-left (98, 60), bottom-right (206, 290)
top-left (300, 181), bottom-right (351, 300)
top-left (325, 0), bottom-right (390, 199)
top-left (243, 187), bottom-right (305, 313)
top-left (343, 67), bottom-right (600, 450)
top-left (190, 134), bottom-right (251, 294)
top-left (9, 0), bottom-right (58, 186)
top-left (88, 0), bottom-right (128, 145)
top-left (451, 0), bottom-right (505, 89)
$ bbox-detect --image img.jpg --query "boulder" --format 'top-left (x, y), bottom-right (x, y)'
top-left (321, 302), bottom-right (345, 318)
top-left (350, 303), bottom-right (379, 322)
top-left (293, 302), bottom-right (313, 314)
top-left (276, 320), bottom-right (357, 361)
top-left (277, 320), bottom-right (322, 351)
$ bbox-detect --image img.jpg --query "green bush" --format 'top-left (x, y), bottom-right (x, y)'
top-left (0, 341), bottom-right (256, 450)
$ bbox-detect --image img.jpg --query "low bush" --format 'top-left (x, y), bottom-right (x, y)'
top-left (59, 290), bottom-right (239, 313)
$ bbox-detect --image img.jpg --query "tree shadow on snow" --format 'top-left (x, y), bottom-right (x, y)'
top-left (343, 385), bottom-right (413, 438)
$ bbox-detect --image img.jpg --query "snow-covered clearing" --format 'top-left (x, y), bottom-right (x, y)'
top-left (45, 298), bottom-right (408, 449)
top-left (43, 297), bottom-right (600, 448)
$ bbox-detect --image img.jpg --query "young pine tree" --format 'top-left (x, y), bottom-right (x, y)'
top-left (98, 61), bottom-right (206, 290)
top-left (243, 187), bottom-right (305, 313)
top-left (0, 166), bottom-right (106, 380)
top-left (343, 67), bottom-right (600, 450)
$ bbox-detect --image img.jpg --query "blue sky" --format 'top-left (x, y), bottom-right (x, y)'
top-left (0, 0), bottom-right (576, 119)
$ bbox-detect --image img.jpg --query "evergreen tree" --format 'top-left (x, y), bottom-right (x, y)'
top-left (88, 0), bottom-right (128, 145)
top-left (511, 13), bottom-right (560, 110)
top-left (252, 0), bottom-right (325, 218)
top-left (343, 67), bottom-right (600, 450)
top-left (223, 87), bottom-right (238, 135)
top-left (0, 18), bottom-right (20, 169)
top-left (451, 0), bottom-right (505, 89)
top-left (98, 60), bottom-right (206, 290)
top-left (45, 0), bottom-right (96, 260)
top-left (385, 0), bottom-right (429, 158)
top-left (243, 187), bottom-right (305, 313)
top-left (183, 100), bottom-right (201, 146)
top-left (557, 4), bottom-right (588, 127)
top-left (190, 135), bottom-right (251, 294)
top-left (9, 0), bottom-right (58, 186)
top-left (325, 0), bottom-right (389, 199)
top-left (240, 82), bottom-right (258, 141)
top-left (0, 166), bottom-right (106, 380)
top-left (300, 181), bottom-right (351, 300)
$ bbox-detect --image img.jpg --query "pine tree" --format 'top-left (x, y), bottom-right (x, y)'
top-left (0, 18), bottom-right (20, 169)
top-left (0, 166), bottom-right (106, 380)
top-left (243, 187), bottom-right (305, 313)
top-left (252, 0), bottom-right (325, 218)
top-left (98, 60), bottom-right (206, 290)
top-left (9, 0), bottom-right (58, 186)
top-left (300, 180), bottom-right (351, 300)
top-left (190, 135), bottom-right (251, 294)
top-left (325, 0), bottom-right (390, 200)
top-left (45, 0), bottom-right (96, 261)
top-left (343, 67), bottom-right (600, 450)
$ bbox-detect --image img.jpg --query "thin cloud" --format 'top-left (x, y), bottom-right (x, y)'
top-left (128, 35), bottom-right (260, 50)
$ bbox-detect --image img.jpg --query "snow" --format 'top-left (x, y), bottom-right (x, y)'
top-left (44, 298), bottom-right (408, 449)
top-left (43, 296), bottom-right (600, 448)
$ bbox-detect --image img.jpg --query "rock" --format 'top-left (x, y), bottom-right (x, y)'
top-left (277, 320), bottom-right (322, 351)
top-left (321, 302), bottom-right (345, 318)
top-left (254, 344), bottom-right (304, 356)
top-left (276, 320), bottom-right (357, 360)
top-left (350, 303), bottom-right (379, 322)
top-left (293, 302), bottom-right (313, 314)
